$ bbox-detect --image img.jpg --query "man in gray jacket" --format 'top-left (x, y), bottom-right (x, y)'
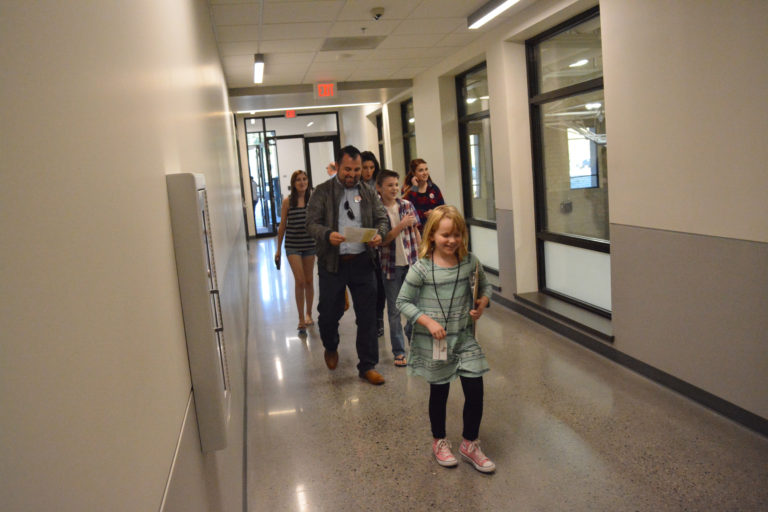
top-left (306, 145), bottom-right (389, 385)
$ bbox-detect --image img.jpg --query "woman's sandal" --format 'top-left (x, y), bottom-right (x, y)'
top-left (394, 355), bottom-right (407, 367)
top-left (304, 318), bottom-right (314, 327)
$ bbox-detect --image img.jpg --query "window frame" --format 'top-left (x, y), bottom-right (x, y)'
top-left (376, 113), bottom-right (386, 169)
top-left (526, 6), bottom-right (611, 317)
top-left (401, 98), bottom-right (415, 169)
top-left (456, 61), bottom-right (498, 276)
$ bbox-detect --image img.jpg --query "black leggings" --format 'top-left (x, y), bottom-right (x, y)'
top-left (429, 376), bottom-right (484, 441)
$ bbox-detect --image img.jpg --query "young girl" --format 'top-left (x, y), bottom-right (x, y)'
top-left (403, 159), bottom-right (445, 228)
top-left (396, 205), bottom-right (495, 473)
top-left (275, 170), bottom-right (316, 334)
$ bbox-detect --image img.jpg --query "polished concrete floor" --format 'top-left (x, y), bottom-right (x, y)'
top-left (246, 238), bottom-right (768, 511)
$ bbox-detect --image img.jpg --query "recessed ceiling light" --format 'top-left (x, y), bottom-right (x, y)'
top-left (569, 59), bottom-right (589, 68)
top-left (307, 121), bottom-right (314, 127)
top-left (585, 102), bottom-right (602, 110)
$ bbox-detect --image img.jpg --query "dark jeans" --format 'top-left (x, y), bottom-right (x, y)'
top-left (318, 253), bottom-right (379, 375)
top-left (429, 376), bottom-right (484, 441)
top-left (374, 255), bottom-right (385, 326)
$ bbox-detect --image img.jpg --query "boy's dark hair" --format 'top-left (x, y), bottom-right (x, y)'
top-left (376, 169), bottom-right (400, 186)
top-left (335, 145), bottom-right (361, 165)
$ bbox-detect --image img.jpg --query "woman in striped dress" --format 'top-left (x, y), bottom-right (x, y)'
top-left (275, 170), bottom-right (317, 333)
top-left (396, 205), bottom-right (496, 473)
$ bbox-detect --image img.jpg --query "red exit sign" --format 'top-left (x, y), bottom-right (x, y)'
top-left (314, 82), bottom-right (337, 99)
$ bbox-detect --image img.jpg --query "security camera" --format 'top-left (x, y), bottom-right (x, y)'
top-left (371, 7), bottom-right (384, 21)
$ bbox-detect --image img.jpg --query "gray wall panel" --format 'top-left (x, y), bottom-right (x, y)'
top-left (611, 224), bottom-right (768, 419)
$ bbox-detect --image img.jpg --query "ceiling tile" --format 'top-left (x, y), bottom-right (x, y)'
top-left (222, 55), bottom-right (254, 69)
top-left (263, 1), bottom-right (345, 23)
top-left (211, 3), bottom-right (261, 26)
top-left (213, 0), bottom-right (516, 90)
top-left (218, 41), bottom-right (261, 56)
top-left (437, 32), bottom-right (482, 48)
top-left (261, 22), bottom-right (332, 40)
top-left (377, 34), bottom-right (444, 49)
top-left (260, 39), bottom-right (325, 53)
top-left (335, 0), bottom-right (416, 21)
top-left (313, 50), bottom-right (372, 63)
top-left (409, 0), bottom-right (487, 18)
top-left (216, 24), bottom-right (260, 43)
top-left (328, 20), bottom-right (400, 37)
top-left (302, 69), bottom-right (354, 84)
top-left (371, 47), bottom-right (438, 60)
top-left (392, 18), bottom-right (465, 35)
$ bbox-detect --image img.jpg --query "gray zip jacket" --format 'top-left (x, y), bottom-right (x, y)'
top-left (306, 176), bottom-right (389, 273)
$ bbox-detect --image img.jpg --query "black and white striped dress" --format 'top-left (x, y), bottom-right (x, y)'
top-left (284, 205), bottom-right (316, 253)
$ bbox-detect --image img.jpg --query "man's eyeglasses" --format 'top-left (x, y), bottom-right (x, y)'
top-left (344, 200), bottom-right (355, 220)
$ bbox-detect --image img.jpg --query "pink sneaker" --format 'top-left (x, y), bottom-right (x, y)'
top-left (459, 439), bottom-right (496, 473)
top-left (432, 438), bottom-right (458, 467)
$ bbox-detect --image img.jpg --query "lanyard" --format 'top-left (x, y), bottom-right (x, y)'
top-left (432, 253), bottom-right (461, 327)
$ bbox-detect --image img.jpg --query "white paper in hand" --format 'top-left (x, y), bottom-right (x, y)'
top-left (343, 226), bottom-right (377, 243)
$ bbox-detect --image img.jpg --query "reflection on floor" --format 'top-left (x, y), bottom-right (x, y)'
top-left (246, 238), bottom-right (768, 511)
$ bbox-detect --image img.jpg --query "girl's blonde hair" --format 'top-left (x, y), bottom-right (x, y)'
top-left (418, 205), bottom-right (469, 260)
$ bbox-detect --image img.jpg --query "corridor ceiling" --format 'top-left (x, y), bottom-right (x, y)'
top-left (209, 0), bottom-right (536, 112)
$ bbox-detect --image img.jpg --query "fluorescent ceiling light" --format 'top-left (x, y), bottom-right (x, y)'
top-left (466, 97), bottom-right (477, 104)
top-left (307, 121), bottom-right (314, 127)
top-left (569, 59), bottom-right (589, 68)
top-left (468, 0), bottom-right (520, 29)
top-left (585, 102), bottom-right (602, 110)
top-left (237, 102), bottom-right (381, 114)
top-left (253, 53), bottom-right (264, 83)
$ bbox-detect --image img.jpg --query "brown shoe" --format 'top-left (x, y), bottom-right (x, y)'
top-left (361, 369), bottom-right (385, 385)
top-left (324, 350), bottom-right (338, 370)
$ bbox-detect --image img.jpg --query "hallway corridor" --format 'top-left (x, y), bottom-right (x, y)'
top-left (245, 238), bottom-right (768, 511)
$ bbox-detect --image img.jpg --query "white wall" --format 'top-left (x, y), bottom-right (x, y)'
top-left (0, 1), bottom-right (247, 511)
top-left (601, 0), bottom-right (768, 417)
top-left (603, 0), bottom-right (768, 244)
top-left (339, 105), bottom-right (380, 153)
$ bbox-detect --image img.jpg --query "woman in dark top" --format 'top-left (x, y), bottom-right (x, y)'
top-left (361, 151), bottom-right (386, 337)
top-left (275, 170), bottom-right (316, 333)
top-left (404, 158), bottom-right (445, 228)
top-left (360, 151), bottom-right (381, 189)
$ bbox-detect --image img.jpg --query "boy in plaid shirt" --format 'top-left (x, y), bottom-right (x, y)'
top-left (376, 169), bottom-right (422, 366)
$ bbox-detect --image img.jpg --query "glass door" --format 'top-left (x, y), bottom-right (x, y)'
top-left (305, 136), bottom-right (339, 189)
top-left (247, 131), bottom-right (280, 237)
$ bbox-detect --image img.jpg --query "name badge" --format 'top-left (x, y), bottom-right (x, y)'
top-left (354, 195), bottom-right (362, 203)
top-left (429, 193), bottom-right (435, 199)
top-left (432, 337), bottom-right (448, 361)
